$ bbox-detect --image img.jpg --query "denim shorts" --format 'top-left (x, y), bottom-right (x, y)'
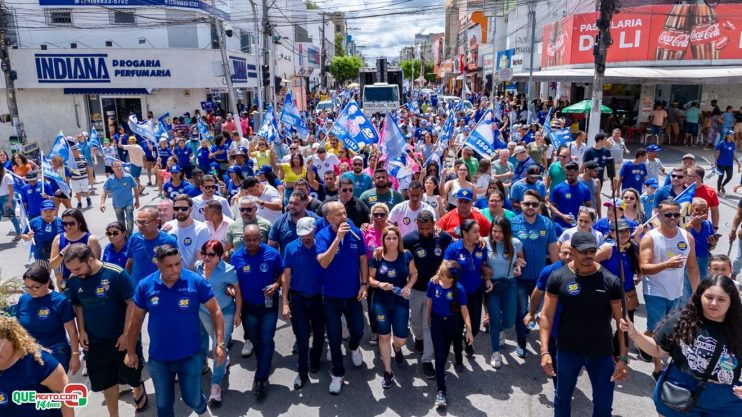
top-left (645, 295), bottom-right (681, 332)
top-left (129, 164), bottom-right (142, 178)
top-left (371, 293), bottom-right (410, 338)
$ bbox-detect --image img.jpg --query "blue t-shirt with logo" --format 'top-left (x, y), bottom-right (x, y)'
top-left (126, 231), bottom-right (177, 282)
top-left (340, 172), bottom-right (373, 198)
top-left (268, 211), bottom-right (321, 256)
top-left (197, 147), bottom-right (214, 172)
top-left (510, 214), bottom-right (558, 280)
top-left (102, 241), bottom-right (129, 269)
top-left (443, 240), bottom-right (488, 294)
top-left (103, 173), bottom-right (137, 208)
top-left (134, 268), bottom-right (214, 361)
top-left (716, 140), bottom-right (736, 167)
top-left (283, 239), bottom-right (322, 296)
top-left (619, 161), bottom-right (648, 192)
top-left (0, 350), bottom-right (61, 417)
top-left (24, 216), bottom-right (63, 258)
top-left (230, 243), bottom-right (284, 306)
top-left (549, 181), bottom-right (592, 227)
top-left (426, 280), bottom-right (467, 318)
top-left (173, 146), bottom-right (193, 167)
top-left (163, 180), bottom-right (196, 200)
top-left (16, 291), bottom-right (74, 348)
top-left (369, 250), bottom-right (413, 300)
top-left (315, 224), bottom-right (367, 298)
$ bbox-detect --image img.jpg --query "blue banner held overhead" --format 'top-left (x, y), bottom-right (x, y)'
top-left (464, 107), bottom-right (503, 159)
top-left (328, 101), bottom-right (379, 153)
top-left (88, 127), bottom-right (102, 149)
top-left (128, 115), bottom-right (156, 145)
top-left (197, 117), bottom-right (213, 142)
top-left (40, 156), bottom-right (72, 196)
top-left (48, 131), bottom-right (78, 174)
top-left (279, 91), bottom-right (309, 138)
top-left (257, 105), bottom-right (280, 142)
top-left (548, 128), bottom-right (572, 149)
top-left (381, 112), bottom-right (406, 161)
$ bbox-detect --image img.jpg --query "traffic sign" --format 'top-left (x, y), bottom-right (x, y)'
top-left (496, 68), bottom-right (513, 82)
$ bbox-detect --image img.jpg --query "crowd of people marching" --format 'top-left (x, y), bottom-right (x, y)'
top-left (1, 89), bottom-right (742, 417)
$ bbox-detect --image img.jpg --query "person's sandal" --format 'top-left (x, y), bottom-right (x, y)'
top-left (133, 384), bottom-right (149, 413)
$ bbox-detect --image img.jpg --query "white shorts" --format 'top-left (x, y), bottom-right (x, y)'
top-left (70, 178), bottom-right (89, 194)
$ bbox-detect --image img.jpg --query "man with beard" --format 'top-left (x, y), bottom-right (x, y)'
top-left (549, 162), bottom-right (592, 228)
top-left (360, 168), bottom-right (404, 209)
top-left (388, 181), bottom-right (437, 237)
top-left (192, 174), bottom-right (233, 222)
top-left (340, 155), bottom-right (373, 198)
top-left (268, 190), bottom-right (320, 255)
top-left (166, 194), bottom-right (211, 271)
top-left (321, 177), bottom-right (370, 227)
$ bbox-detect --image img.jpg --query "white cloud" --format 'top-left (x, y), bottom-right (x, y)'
top-left (319, 0), bottom-right (444, 59)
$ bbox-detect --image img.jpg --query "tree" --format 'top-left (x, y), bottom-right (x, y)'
top-left (330, 55), bottom-right (363, 84)
top-left (305, 0), bottom-right (319, 9)
top-left (335, 32), bottom-right (346, 57)
top-left (400, 59), bottom-right (436, 84)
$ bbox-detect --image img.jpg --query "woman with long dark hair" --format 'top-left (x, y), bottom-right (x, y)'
top-left (49, 208), bottom-right (101, 290)
top-left (101, 221), bottom-right (128, 269)
top-left (620, 275), bottom-right (742, 416)
top-left (485, 217), bottom-right (524, 368)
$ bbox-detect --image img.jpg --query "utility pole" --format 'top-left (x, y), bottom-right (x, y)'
top-left (0, 5), bottom-right (25, 144)
top-left (487, 0), bottom-right (497, 103)
top-left (248, 0), bottom-right (263, 127)
top-left (587, 0), bottom-right (619, 145)
top-left (262, 0), bottom-right (273, 109)
top-left (526, 0), bottom-right (536, 123)
top-left (461, 41), bottom-right (467, 101)
top-left (320, 12), bottom-right (326, 91)
top-left (211, 0), bottom-right (243, 137)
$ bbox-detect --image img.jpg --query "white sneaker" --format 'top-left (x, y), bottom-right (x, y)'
top-left (241, 340), bottom-right (253, 357)
top-left (208, 384), bottom-right (222, 404)
top-left (490, 352), bottom-right (502, 369)
top-left (329, 375), bottom-right (343, 395)
top-left (351, 347), bottom-right (363, 367)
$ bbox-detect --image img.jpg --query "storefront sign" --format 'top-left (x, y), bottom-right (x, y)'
top-left (496, 49), bottom-right (514, 70)
top-left (229, 56), bottom-right (247, 83)
top-left (35, 54), bottom-right (172, 83)
top-left (38, 0), bottom-right (230, 19)
top-left (542, 1), bottom-right (742, 68)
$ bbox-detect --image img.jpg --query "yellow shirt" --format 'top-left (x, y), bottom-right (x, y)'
top-left (251, 150), bottom-right (271, 168)
top-left (281, 163), bottom-right (307, 184)
top-left (325, 142), bottom-right (343, 155)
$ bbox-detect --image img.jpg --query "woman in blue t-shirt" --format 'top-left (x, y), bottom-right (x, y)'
top-left (0, 316), bottom-right (72, 417)
top-left (426, 259), bottom-right (473, 410)
top-left (368, 226), bottom-right (418, 390)
top-left (715, 130), bottom-right (742, 197)
top-left (16, 265), bottom-right (80, 374)
top-left (484, 217), bottom-right (524, 369)
top-left (102, 221), bottom-right (129, 269)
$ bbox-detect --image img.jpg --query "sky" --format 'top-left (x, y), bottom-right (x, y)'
top-left (317, 0), bottom-right (445, 60)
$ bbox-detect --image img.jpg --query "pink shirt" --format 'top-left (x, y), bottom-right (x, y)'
top-left (207, 218), bottom-right (234, 244)
top-left (363, 226), bottom-right (383, 258)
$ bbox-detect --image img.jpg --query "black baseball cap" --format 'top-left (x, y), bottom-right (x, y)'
top-left (571, 231), bottom-right (598, 252)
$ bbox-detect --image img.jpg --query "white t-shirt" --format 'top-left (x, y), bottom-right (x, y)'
top-left (258, 184), bottom-right (282, 222)
top-left (192, 195), bottom-right (234, 222)
top-left (122, 144), bottom-right (145, 167)
top-left (568, 141), bottom-right (586, 163)
top-left (388, 200), bottom-right (437, 237)
top-left (645, 158), bottom-right (665, 182)
top-left (0, 173), bottom-right (13, 197)
top-left (229, 138), bottom-right (250, 152)
top-left (311, 154), bottom-right (340, 178)
top-left (168, 220), bottom-right (211, 270)
top-left (608, 139), bottom-right (626, 165)
top-left (558, 227), bottom-right (604, 247)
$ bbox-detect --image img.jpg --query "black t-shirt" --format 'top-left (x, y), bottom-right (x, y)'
top-left (654, 312), bottom-right (741, 384)
top-left (404, 230), bottom-right (454, 292)
top-left (321, 196), bottom-right (371, 227)
top-left (546, 265), bottom-right (622, 357)
top-left (583, 146), bottom-right (612, 171)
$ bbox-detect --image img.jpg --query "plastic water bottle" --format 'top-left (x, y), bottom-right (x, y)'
top-left (264, 286), bottom-right (273, 308)
top-left (528, 314), bottom-right (539, 330)
top-left (392, 286), bottom-right (408, 299)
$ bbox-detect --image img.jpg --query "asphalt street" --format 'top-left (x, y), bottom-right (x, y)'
top-left (1, 144), bottom-right (739, 417)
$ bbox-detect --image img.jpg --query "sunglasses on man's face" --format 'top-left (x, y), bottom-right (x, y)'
top-left (173, 206), bottom-right (190, 212)
top-left (662, 212), bottom-right (682, 219)
top-left (239, 207), bottom-right (256, 213)
top-left (522, 201), bottom-right (540, 208)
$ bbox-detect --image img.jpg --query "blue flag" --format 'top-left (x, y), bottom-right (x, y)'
top-left (88, 128), bottom-right (102, 149)
top-left (154, 122), bottom-right (169, 141)
top-left (279, 92), bottom-right (309, 138)
top-left (258, 105), bottom-right (280, 142)
top-left (158, 112), bottom-right (172, 131)
top-left (8, 171), bottom-right (25, 197)
top-left (328, 101), bottom-right (379, 153)
top-left (40, 156), bottom-right (71, 196)
top-left (464, 107), bottom-right (502, 159)
top-left (48, 131), bottom-right (78, 174)
top-left (197, 117), bottom-right (214, 142)
top-left (128, 115), bottom-right (156, 145)
top-left (548, 128), bottom-right (572, 149)
top-left (381, 112), bottom-right (406, 161)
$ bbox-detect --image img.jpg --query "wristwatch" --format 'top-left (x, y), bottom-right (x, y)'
top-left (217, 342), bottom-right (227, 349)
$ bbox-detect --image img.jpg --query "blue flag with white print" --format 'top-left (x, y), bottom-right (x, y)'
top-left (279, 91), bottom-right (309, 138)
top-left (258, 105), bottom-right (280, 142)
top-left (48, 131), bottom-right (78, 174)
top-left (464, 107), bottom-right (504, 159)
top-left (197, 117), bottom-right (213, 142)
top-left (158, 112), bottom-right (172, 131)
top-left (128, 114), bottom-right (156, 145)
top-left (381, 112), bottom-right (406, 161)
top-left (88, 128), bottom-right (102, 149)
top-left (328, 100), bottom-right (379, 153)
top-left (40, 156), bottom-right (71, 196)
top-left (548, 128), bottom-right (572, 149)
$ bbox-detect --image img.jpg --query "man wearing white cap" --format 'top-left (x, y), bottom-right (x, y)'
top-left (281, 217), bottom-right (325, 389)
top-left (340, 155), bottom-right (372, 198)
top-left (512, 145), bottom-right (536, 184)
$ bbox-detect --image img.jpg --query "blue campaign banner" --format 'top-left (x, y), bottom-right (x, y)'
top-left (279, 92), bottom-right (309, 138)
top-left (328, 101), bottom-right (379, 153)
top-left (465, 108), bottom-right (500, 159)
top-left (548, 128), bottom-right (573, 149)
top-left (39, 0), bottom-right (230, 19)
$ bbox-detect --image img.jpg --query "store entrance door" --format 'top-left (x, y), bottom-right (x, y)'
top-left (101, 97), bottom-right (143, 128)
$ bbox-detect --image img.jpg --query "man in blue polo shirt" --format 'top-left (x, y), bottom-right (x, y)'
top-left (21, 170), bottom-right (53, 219)
top-left (101, 160), bottom-right (140, 236)
top-left (509, 190), bottom-right (559, 358)
top-left (125, 207), bottom-right (177, 282)
top-left (230, 224), bottom-right (283, 400)
top-left (268, 190), bottom-right (320, 255)
top-left (549, 162), bottom-right (592, 228)
top-left (21, 199), bottom-right (62, 262)
top-left (510, 165), bottom-right (547, 212)
top-left (281, 217), bottom-right (325, 389)
top-left (125, 244), bottom-right (225, 417)
top-left (316, 201), bottom-right (368, 395)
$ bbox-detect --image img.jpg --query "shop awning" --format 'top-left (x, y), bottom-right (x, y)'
top-left (62, 88), bottom-right (151, 95)
top-left (511, 66), bottom-right (742, 85)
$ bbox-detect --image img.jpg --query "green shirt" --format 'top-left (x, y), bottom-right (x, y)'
top-left (359, 188), bottom-right (404, 210)
top-left (547, 162), bottom-right (567, 192)
top-left (462, 157), bottom-right (479, 178)
top-left (226, 216), bottom-right (272, 252)
top-left (481, 208), bottom-right (515, 222)
top-left (527, 142), bottom-right (547, 166)
top-left (492, 160), bottom-right (514, 176)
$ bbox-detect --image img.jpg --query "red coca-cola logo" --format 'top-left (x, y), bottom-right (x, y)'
top-left (547, 34), bottom-right (565, 57)
top-left (658, 29), bottom-right (690, 51)
top-left (690, 23), bottom-right (721, 45)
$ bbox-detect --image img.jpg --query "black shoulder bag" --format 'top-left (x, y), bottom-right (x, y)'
top-left (658, 341), bottom-right (724, 413)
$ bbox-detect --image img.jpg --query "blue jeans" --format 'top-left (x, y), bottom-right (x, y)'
top-left (114, 204), bottom-right (134, 236)
top-left (148, 352), bottom-right (207, 417)
top-left (645, 294), bottom-right (681, 332)
top-left (199, 304), bottom-right (235, 385)
top-left (486, 278), bottom-right (517, 352)
top-left (555, 349), bottom-right (615, 417)
top-left (241, 302), bottom-right (278, 382)
top-left (371, 293), bottom-right (409, 338)
top-left (289, 291), bottom-right (325, 378)
top-left (323, 296), bottom-right (364, 377)
top-left (48, 341), bottom-right (71, 373)
top-left (654, 364), bottom-right (742, 417)
top-left (515, 279), bottom-right (536, 344)
top-left (430, 312), bottom-right (462, 393)
top-left (0, 194), bottom-right (21, 235)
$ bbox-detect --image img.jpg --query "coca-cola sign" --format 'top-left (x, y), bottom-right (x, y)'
top-left (541, 2), bottom-right (742, 67)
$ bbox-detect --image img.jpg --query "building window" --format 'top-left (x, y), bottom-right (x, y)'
top-left (110, 10), bottom-right (135, 25)
top-left (240, 31), bottom-right (252, 54)
top-left (335, 24), bottom-right (340, 32)
top-left (45, 9), bottom-right (72, 26)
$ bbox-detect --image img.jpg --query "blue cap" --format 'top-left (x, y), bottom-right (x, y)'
top-left (40, 200), bottom-right (55, 211)
top-left (726, 129), bottom-right (735, 137)
top-left (456, 188), bottom-right (474, 201)
top-left (257, 165), bottom-right (273, 175)
top-left (464, 126), bottom-right (471, 131)
top-left (645, 178), bottom-right (659, 188)
top-left (646, 144), bottom-right (662, 152)
top-left (226, 165), bottom-right (240, 174)
top-left (169, 165), bottom-right (182, 174)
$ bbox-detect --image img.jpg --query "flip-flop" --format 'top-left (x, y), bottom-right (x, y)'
top-left (133, 385), bottom-right (148, 413)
